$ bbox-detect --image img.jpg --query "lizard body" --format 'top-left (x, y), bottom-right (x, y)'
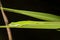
top-left (9, 21), bottom-right (60, 29)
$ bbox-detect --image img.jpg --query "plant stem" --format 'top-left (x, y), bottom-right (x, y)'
top-left (0, 1), bottom-right (12, 40)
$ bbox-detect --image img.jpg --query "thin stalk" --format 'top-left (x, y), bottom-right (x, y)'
top-left (0, 1), bottom-right (12, 40)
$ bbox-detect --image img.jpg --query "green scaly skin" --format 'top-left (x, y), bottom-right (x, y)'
top-left (0, 21), bottom-right (60, 31)
top-left (8, 21), bottom-right (60, 29)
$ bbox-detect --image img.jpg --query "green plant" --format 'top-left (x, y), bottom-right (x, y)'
top-left (0, 7), bottom-right (60, 40)
top-left (0, 1), bottom-right (60, 40)
top-left (0, 7), bottom-right (60, 29)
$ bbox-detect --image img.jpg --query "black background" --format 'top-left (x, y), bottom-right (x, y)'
top-left (0, 0), bottom-right (60, 40)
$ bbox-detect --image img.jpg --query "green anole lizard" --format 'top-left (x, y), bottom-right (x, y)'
top-left (9, 21), bottom-right (60, 29)
top-left (0, 21), bottom-right (60, 31)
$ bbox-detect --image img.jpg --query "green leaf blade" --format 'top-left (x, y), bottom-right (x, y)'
top-left (1, 7), bottom-right (60, 21)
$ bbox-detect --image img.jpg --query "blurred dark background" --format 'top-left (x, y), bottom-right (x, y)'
top-left (0, 0), bottom-right (60, 40)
